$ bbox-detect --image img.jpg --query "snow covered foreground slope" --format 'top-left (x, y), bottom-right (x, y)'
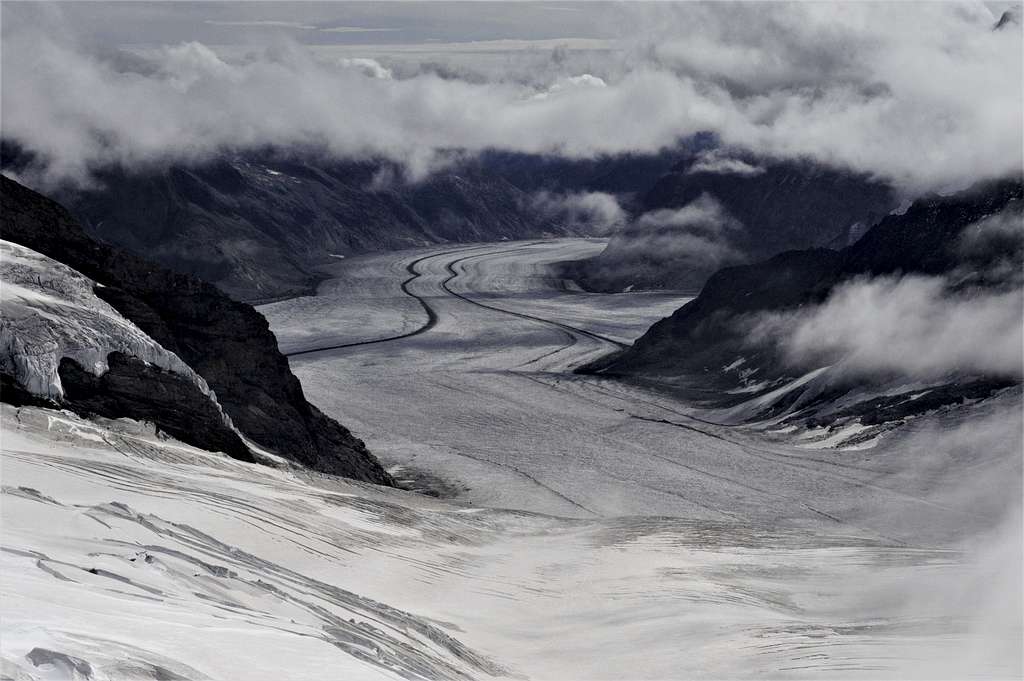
top-left (2, 404), bottom-right (1020, 680)
top-left (0, 240), bottom-right (213, 403)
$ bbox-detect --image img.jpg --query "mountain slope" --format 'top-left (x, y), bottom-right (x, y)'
top-left (567, 151), bottom-right (896, 292)
top-left (587, 177), bottom-right (1023, 438)
top-left (1, 175), bottom-right (393, 484)
top-left (1, 141), bottom-right (689, 301)
top-left (62, 157), bottom-right (563, 301)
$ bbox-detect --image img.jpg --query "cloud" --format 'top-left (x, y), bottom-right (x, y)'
top-left (954, 202), bottom-right (1024, 286)
top-left (601, 194), bottom-right (745, 271)
top-left (1, 3), bottom-right (1020, 193)
top-left (338, 57), bottom-right (393, 80)
top-left (530, 191), bottom-right (626, 235)
top-left (755, 275), bottom-right (1024, 381)
top-left (534, 73), bottom-right (608, 99)
top-left (958, 202), bottom-right (1024, 257)
top-left (847, 399), bottom-right (1022, 675)
top-left (686, 149), bottom-right (765, 177)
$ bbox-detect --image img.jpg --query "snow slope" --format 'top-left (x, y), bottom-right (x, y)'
top-left (3, 404), bottom-right (1020, 680)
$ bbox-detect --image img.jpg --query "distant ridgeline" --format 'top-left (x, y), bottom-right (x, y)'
top-left (1, 141), bottom-right (687, 302)
top-left (0, 175), bottom-right (394, 485)
top-left (1, 139), bottom-right (899, 303)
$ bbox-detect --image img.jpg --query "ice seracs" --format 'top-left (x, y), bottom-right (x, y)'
top-left (0, 240), bottom-right (212, 402)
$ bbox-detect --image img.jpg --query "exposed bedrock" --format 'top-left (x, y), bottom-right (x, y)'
top-left (1, 175), bottom-right (393, 485)
top-left (58, 352), bottom-right (254, 463)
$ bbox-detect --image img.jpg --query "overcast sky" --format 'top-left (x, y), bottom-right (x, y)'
top-left (2, 2), bottom-right (1021, 195)
top-left (2, 2), bottom-right (622, 47)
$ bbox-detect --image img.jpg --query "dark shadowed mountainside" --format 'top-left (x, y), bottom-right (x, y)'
top-left (1, 142), bottom-right (687, 302)
top-left (585, 177), bottom-right (1023, 430)
top-left (64, 157), bottom-right (566, 302)
top-left (0, 174), bottom-right (393, 484)
top-left (566, 152), bottom-right (897, 292)
top-left (58, 352), bottom-right (255, 462)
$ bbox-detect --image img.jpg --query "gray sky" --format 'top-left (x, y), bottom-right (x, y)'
top-left (2, 2), bottom-right (622, 47)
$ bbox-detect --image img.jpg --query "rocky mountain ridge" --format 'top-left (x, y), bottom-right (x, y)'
top-left (1, 175), bottom-right (393, 484)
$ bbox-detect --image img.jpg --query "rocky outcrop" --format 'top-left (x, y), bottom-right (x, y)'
top-left (1, 174), bottom-right (393, 484)
top-left (59, 353), bottom-right (254, 462)
top-left (0, 239), bottom-right (210, 400)
top-left (0, 236), bottom-right (250, 459)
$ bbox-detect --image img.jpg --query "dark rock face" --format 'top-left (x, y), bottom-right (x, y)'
top-left (58, 353), bottom-right (254, 462)
top-left (840, 180), bottom-right (1023, 279)
top-left (592, 178), bottom-right (1024, 398)
top-left (643, 156), bottom-right (895, 254)
top-left (568, 153), bottom-right (896, 292)
top-left (464, 147), bottom-right (691, 198)
top-left (1, 175), bottom-right (393, 484)
top-left (825, 379), bottom-right (1019, 427)
top-left (592, 249), bottom-right (844, 384)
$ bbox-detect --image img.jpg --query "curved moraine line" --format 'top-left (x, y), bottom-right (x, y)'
top-left (285, 242), bottom-right (627, 359)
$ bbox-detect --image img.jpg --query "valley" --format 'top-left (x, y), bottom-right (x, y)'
top-left (2, 3), bottom-right (1021, 678)
top-left (3, 238), bottom-right (1019, 680)
top-left (261, 239), bottom-right (1020, 542)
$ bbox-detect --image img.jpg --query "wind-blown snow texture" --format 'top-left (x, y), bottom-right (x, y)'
top-left (3, 401), bottom-right (1020, 680)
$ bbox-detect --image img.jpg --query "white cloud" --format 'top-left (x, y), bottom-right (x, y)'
top-left (756, 275), bottom-right (1024, 380)
top-left (530, 73), bottom-right (607, 100)
top-left (954, 203), bottom-right (1024, 285)
top-left (958, 203), bottom-right (1024, 257)
top-left (686, 149), bottom-right (765, 177)
top-left (605, 194), bottom-right (744, 267)
top-left (338, 57), bottom-right (393, 80)
top-left (530, 191), bottom-right (625, 235)
top-left (1, 3), bottom-right (1020, 193)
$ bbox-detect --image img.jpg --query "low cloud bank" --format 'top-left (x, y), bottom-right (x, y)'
top-left (573, 193), bottom-right (745, 291)
top-left (858, 400), bottom-right (1023, 676)
top-left (754, 274), bottom-right (1024, 381)
top-left (1, 2), bottom-right (1020, 193)
top-left (529, 191), bottom-right (626, 235)
top-left (955, 202), bottom-right (1024, 285)
top-left (686, 149), bottom-right (764, 177)
top-left (611, 194), bottom-right (743, 267)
